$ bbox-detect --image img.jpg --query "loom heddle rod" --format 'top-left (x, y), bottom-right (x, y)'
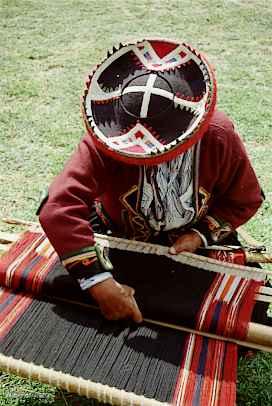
top-left (47, 295), bottom-right (272, 353)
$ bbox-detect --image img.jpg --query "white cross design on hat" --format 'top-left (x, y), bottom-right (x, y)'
top-left (121, 72), bottom-right (205, 119)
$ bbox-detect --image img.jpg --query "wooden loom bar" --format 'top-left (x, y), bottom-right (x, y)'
top-left (1, 228), bottom-right (272, 298)
top-left (246, 322), bottom-right (272, 348)
top-left (93, 233), bottom-right (271, 280)
top-left (48, 295), bottom-right (272, 352)
top-left (259, 286), bottom-right (272, 295)
top-left (1, 228), bottom-right (272, 301)
top-left (255, 294), bottom-right (272, 303)
top-left (0, 228), bottom-right (272, 292)
top-left (1, 231), bottom-right (272, 290)
top-left (3, 220), bottom-right (269, 280)
top-left (2, 217), bottom-right (272, 263)
top-left (0, 354), bottom-right (168, 406)
top-left (1, 235), bottom-right (271, 304)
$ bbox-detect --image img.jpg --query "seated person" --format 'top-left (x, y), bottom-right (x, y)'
top-left (39, 38), bottom-right (263, 323)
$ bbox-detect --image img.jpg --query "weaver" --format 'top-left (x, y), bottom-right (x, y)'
top-left (0, 38), bottom-right (270, 405)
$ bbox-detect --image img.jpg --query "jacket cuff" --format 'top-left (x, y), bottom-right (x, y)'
top-left (78, 272), bottom-right (113, 290)
top-left (61, 244), bottom-right (113, 290)
top-left (193, 215), bottom-right (233, 245)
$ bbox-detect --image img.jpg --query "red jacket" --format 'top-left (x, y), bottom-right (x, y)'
top-left (39, 111), bottom-right (263, 262)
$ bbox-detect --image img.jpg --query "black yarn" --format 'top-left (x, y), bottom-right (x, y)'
top-left (0, 297), bottom-right (185, 402)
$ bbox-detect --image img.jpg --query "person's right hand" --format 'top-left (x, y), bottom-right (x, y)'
top-left (89, 278), bottom-right (143, 323)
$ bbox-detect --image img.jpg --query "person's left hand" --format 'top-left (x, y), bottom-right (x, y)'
top-left (169, 230), bottom-right (202, 255)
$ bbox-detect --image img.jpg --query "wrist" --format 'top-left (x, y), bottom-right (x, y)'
top-left (190, 228), bottom-right (208, 248)
top-left (61, 244), bottom-right (114, 291)
top-left (89, 277), bottom-right (116, 301)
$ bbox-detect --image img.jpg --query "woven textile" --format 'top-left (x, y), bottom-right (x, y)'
top-left (0, 231), bottom-right (263, 405)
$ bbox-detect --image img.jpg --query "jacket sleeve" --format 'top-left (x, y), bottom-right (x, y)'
top-left (192, 120), bottom-right (264, 245)
top-left (39, 134), bottom-right (113, 289)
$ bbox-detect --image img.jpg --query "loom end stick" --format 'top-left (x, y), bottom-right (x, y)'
top-left (0, 353), bottom-right (169, 406)
top-left (247, 322), bottom-right (272, 347)
top-left (246, 252), bottom-right (272, 264)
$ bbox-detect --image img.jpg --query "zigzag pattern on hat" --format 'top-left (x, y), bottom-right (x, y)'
top-left (82, 38), bottom-right (216, 165)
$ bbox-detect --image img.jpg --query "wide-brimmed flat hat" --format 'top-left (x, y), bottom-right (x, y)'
top-left (82, 38), bottom-right (216, 165)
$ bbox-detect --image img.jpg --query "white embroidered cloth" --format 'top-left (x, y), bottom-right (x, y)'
top-left (141, 147), bottom-right (196, 231)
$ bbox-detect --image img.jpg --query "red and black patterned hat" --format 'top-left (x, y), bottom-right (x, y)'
top-left (82, 38), bottom-right (217, 165)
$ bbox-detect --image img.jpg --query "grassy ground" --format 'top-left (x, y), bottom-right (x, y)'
top-left (0, 0), bottom-right (271, 404)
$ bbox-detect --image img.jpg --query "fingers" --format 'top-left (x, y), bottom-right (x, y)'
top-left (96, 282), bottom-right (142, 323)
top-left (102, 311), bottom-right (122, 321)
top-left (130, 296), bottom-right (143, 323)
top-left (171, 235), bottom-right (191, 254)
top-left (121, 285), bottom-right (142, 322)
top-left (169, 246), bottom-right (177, 255)
top-left (170, 237), bottom-right (187, 254)
top-left (122, 284), bottom-right (135, 297)
top-left (169, 231), bottom-right (202, 255)
top-left (102, 298), bottom-right (142, 323)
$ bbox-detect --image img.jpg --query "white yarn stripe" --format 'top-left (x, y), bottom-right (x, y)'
top-left (226, 280), bottom-right (249, 334)
top-left (213, 275), bottom-right (242, 304)
top-left (35, 238), bottom-right (55, 259)
top-left (174, 334), bottom-right (196, 405)
top-left (196, 276), bottom-right (224, 329)
top-left (224, 277), bottom-right (242, 303)
top-left (6, 234), bottom-right (45, 287)
top-left (209, 341), bottom-right (225, 405)
top-left (213, 274), bottom-right (230, 302)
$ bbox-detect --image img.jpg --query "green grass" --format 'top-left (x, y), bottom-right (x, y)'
top-left (0, 0), bottom-right (272, 404)
top-left (238, 352), bottom-right (272, 406)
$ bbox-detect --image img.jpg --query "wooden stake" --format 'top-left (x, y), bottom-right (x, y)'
top-left (246, 251), bottom-right (272, 264)
top-left (2, 217), bottom-right (37, 227)
top-left (0, 243), bottom-right (11, 253)
top-left (0, 232), bottom-right (21, 244)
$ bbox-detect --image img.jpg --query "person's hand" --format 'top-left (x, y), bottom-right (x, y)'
top-left (89, 278), bottom-right (143, 323)
top-left (169, 230), bottom-right (202, 254)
